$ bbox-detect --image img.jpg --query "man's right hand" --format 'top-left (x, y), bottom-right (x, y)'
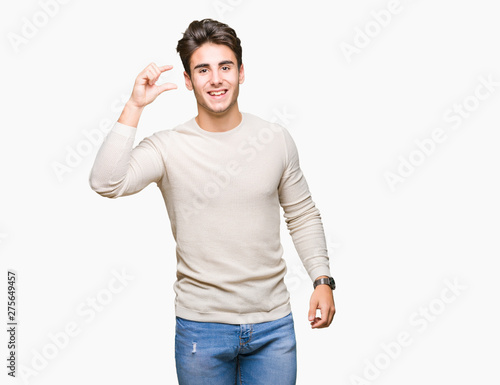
top-left (128, 63), bottom-right (178, 108)
top-left (118, 63), bottom-right (177, 127)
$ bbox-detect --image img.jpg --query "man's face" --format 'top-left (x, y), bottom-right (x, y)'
top-left (184, 43), bottom-right (244, 116)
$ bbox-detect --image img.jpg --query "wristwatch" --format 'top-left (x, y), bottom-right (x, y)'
top-left (313, 276), bottom-right (336, 290)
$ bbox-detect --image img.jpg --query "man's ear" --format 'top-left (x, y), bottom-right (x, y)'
top-left (239, 63), bottom-right (245, 84)
top-left (184, 71), bottom-right (193, 91)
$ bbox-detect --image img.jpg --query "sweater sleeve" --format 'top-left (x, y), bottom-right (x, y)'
top-left (278, 127), bottom-right (331, 282)
top-left (88, 121), bottom-right (164, 198)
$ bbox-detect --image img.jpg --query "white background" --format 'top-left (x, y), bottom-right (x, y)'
top-left (1, 0), bottom-right (499, 384)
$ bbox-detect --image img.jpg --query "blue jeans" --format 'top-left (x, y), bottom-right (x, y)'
top-left (175, 312), bottom-right (297, 385)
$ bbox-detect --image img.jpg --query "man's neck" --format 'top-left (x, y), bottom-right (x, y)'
top-left (195, 105), bottom-right (242, 133)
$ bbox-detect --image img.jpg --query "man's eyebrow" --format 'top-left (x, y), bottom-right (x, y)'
top-left (193, 63), bottom-right (209, 70)
top-left (193, 60), bottom-right (235, 70)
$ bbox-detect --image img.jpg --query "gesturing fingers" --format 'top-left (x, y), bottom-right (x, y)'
top-left (159, 64), bottom-right (174, 72)
top-left (157, 82), bottom-right (178, 95)
top-left (131, 62), bottom-right (177, 107)
top-left (146, 63), bottom-right (162, 86)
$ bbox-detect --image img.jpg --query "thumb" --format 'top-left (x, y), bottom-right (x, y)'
top-left (308, 297), bottom-right (318, 321)
top-left (156, 82), bottom-right (178, 95)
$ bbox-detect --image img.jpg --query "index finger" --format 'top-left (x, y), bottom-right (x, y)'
top-left (159, 65), bottom-right (174, 72)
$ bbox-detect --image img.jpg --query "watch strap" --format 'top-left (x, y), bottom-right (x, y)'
top-left (313, 277), bottom-right (335, 290)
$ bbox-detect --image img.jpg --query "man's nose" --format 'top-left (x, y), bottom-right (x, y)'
top-left (210, 70), bottom-right (222, 85)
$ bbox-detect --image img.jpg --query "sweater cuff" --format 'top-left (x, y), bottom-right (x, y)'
top-left (111, 121), bottom-right (137, 137)
top-left (308, 266), bottom-right (332, 283)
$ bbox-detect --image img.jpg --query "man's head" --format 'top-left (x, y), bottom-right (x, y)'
top-left (176, 19), bottom-right (242, 78)
top-left (177, 19), bottom-right (244, 116)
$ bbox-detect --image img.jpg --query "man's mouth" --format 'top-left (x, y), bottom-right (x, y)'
top-left (208, 89), bottom-right (228, 96)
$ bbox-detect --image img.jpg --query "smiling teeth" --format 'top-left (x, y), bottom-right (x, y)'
top-left (210, 90), bottom-right (226, 96)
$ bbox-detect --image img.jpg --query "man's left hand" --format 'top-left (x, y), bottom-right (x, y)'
top-left (308, 283), bottom-right (335, 329)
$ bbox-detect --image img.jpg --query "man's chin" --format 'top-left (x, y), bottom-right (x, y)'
top-left (201, 102), bottom-right (233, 115)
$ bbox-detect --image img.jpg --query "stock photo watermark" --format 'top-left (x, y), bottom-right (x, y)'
top-left (285, 234), bottom-right (341, 294)
top-left (349, 277), bottom-right (467, 384)
top-left (7, 0), bottom-right (73, 53)
top-left (179, 106), bottom-right (296, 220)
top-left (6, 270), bottom-right (18, 378)
top-left (17, 268), bottom-right (134, 384)
top-left (51, 94), bottom-right (129, 183)
top-left (268, 106), bottom-right (295, 127)
top-left (212, 0), bottom-right (244, 20)
top-left (384, 73), bottom-right (499, 192)
top-left (339, 0), bottom-right (404, 63)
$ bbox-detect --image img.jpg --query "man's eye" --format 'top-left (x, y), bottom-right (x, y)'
top-left (199, 68), bottom-right (208, 73)
top-left (222, 66), bottom-right (230, 71)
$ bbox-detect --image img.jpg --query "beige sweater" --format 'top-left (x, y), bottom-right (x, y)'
top-left (89, 112), bottom-right (331, 324)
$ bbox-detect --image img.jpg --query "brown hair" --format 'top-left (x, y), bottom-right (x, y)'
top-left (176, 19), bottom-right (243, 78)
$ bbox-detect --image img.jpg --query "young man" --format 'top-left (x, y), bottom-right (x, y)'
top-left (90, 19), bottom-right (335, 385)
